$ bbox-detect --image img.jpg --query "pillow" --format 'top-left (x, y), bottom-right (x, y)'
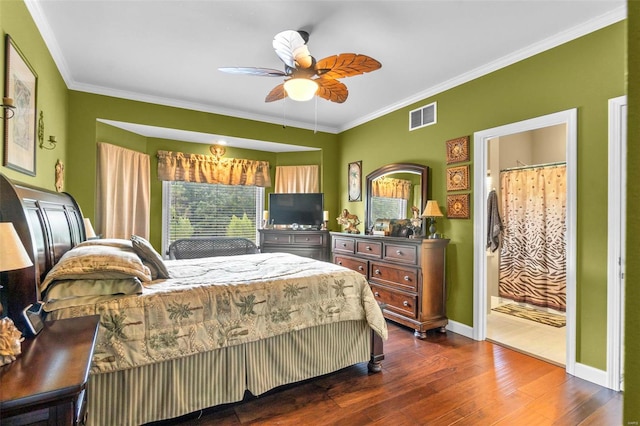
top-left (43, 294), bottom-right (131, 312)
top-left (131, 235), bottom-right (170, 279)
top-left (40, 245), bottom-right (152, 293)
top-left (76, 238), bottom-right (133, 249)
top-left (43, 277), bottom-right (143, 301)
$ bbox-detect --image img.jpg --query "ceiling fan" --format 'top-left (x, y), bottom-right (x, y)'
top-left (218, 30), bottom-right (381, 103)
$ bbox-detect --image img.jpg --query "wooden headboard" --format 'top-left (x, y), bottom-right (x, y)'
top-left (0, 173), bottom-right (86, 331)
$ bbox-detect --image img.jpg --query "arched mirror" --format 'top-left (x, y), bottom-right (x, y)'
top-left (365, 163), bottom-right (429, 235)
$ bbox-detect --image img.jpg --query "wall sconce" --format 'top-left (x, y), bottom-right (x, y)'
top-left (1, 97), bottom-right (16, 119)
top-left (40, 135), bottom-right (58, 150)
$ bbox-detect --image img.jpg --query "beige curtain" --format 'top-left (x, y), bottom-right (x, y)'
top-left (274, 165), bottom-right (319, 193)
top-left (157, 150), bottom-right (271, 187)
top-left (371, 177), bottom-right (411, 199)
top-left (97, 143), bottom-right (150, 239)
top-left (499, 164), bottom-right (566, 311)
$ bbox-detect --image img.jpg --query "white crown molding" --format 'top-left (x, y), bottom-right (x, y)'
top-left (338, 5), bottom-right (627, 132)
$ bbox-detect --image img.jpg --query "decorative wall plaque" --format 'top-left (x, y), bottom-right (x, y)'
top-left (446, 165), bottom-right (470, 191)
top-left (447, 193), bottom-right (470, 219)
top-left (445, 135), bottom-right (470, 164)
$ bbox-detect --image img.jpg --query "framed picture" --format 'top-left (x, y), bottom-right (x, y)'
top-left (446, 165), bottom-right (470, 191)
top-left (447, 193), bottom-right (470, 219)
top-left (446, 135), bottom-right (470, 164)
top-left (348, 161), bottom-right (362, 201)
top-left (4, 35), bottom-right (38, 176)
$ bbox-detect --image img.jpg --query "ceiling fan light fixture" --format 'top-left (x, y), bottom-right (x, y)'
top-left (284, 78), bottom-right (318, 101)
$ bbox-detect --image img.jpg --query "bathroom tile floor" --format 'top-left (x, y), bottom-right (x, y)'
top-left (487, 307), bottom-right (566, 366)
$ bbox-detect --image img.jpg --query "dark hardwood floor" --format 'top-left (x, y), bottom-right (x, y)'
top-left (150, 322), bottom-right (622, 425)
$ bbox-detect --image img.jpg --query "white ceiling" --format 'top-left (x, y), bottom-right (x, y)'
top-left (26, 0), bottom-right (625, 148)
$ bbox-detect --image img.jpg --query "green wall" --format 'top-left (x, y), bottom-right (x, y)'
top-left (67, 91), bottom-right (340, 249)
top-left (2, 0), bottom-right (637, 415)
top-left (0, 0), bottom-right (68, 190)
top-left (625, 1), bottom-right (639, 423)
top-left (338, 22), bottom-right (625, 370)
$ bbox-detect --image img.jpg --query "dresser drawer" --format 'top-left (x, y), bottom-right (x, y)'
top-left (383, 243), bottom-right (419, 265)
top-left (356, 240), bottom-right (382, 258)
top-left (370, 284), bottom-right (418, 318)
top-left (334, 255), bottom-right (367, 275)
top-left (293, 233), bottom-right (324, 246)
top-left (262, 233), bottom-right (291, 244)
top-left (333, 237), bottom-right (355, 254)
top-left (369, 261), bottom-right (419, 292)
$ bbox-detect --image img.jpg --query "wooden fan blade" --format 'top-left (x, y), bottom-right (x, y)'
top-left (265, 83), bottom-right (287, 102)
top-left (316, 78), bottom-right (349, 103)
top-left (218, 67), bottom-right (286, 77)
top-left (315, 54), bottom-right (381, 80)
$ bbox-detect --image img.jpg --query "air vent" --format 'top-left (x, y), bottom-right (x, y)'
top-left (409, 102), bottom-right (437, 131)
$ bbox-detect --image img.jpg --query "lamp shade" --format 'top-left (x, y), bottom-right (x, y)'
top-left (283, 78), bottom-right (318, 101)
top-left (0, 223), bottom-right (33, 272)
top-left (421, 200), bottom-right (444, 218)
top-left (84, 218), bottom-right (97, 238)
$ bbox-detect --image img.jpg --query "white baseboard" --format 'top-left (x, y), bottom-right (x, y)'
top-left (446, 319), bottom-right (474, 339)
top-left (573, 362), bottom-right (609, 388)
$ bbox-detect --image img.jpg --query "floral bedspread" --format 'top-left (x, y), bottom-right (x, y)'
top-left (47, 252), bottom-right (387, 373)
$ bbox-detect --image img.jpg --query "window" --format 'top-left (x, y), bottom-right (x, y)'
top-left (162, 181), bottom-right (264, 255)
top-left (371, 196), bottom-right (407, 220)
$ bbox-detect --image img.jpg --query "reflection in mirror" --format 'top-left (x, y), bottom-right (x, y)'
top-left (365, 163), bottom-right (429, 235)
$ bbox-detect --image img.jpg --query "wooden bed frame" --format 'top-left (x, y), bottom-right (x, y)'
top-left (0, 173), bottom-right (384, 425)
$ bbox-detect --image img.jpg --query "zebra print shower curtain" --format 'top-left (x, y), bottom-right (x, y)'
top-left (498, 164), bottom-right (567, 311)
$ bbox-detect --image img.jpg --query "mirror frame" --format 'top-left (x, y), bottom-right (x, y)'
top-left (365, 162), bottom-right (429, 234)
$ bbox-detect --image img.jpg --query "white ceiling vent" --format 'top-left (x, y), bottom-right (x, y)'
top-left (409, 102), bottom-right (437, 131)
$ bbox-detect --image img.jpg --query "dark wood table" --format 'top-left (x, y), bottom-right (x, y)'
top-left (1, 315), bottom-right (99, 425)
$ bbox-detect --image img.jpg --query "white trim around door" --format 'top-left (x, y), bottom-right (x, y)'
top-left (607, 95), bottom-right (626, 391)
top-left (472, 109), bottom-right (578, 376)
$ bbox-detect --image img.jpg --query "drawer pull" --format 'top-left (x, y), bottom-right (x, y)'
top-left (305, 238), bottom-right (310, 241)
top-left (374, 269), bottom-right (381, 275)
top-left (404, 275), bottom-right (410, 281)
top-left (337, 261), bottom-right (342, 265)
top-left (365, 246), bottom-right (372, 251)
top-left (396, 250), bottom-right (403, 255)
top-left (374, 292), bottom-right (380, 297)
top-left (342, 242), bottom-right (347, 247)
top-left (358, 265), bottom-right (364, 271)
top-left (403, 301), bottom-right (409, 307)
top-left (274, 237), bottom-right (278, 241)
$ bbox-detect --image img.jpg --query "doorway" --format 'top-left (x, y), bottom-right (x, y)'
top-left (472, 109), bottom-right (578, 376)
top-left (485, 126), bottom-right (567, 366)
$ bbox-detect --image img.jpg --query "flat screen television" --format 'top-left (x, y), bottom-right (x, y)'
top-left (269, 193), bottom-right (324, 229)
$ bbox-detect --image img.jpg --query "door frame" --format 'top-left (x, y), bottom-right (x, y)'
top-left (472, 109), bottom-right (577, 375)
top-left (607, 95), bottom-right (626, 391)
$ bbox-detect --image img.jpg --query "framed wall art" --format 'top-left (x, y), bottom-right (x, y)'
top-left (348, 160), bottom-right (362, 201)
top-left (447, 193), bottom-right (470, 219)
top-left (3, 35), bottom-right (38, 176)
top-left (445, 135), bottom-right (470, 164)
top-left (446, 165), bottom-right (470, 191)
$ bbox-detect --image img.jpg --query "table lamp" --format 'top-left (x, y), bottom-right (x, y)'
top-left (421, 200), bottom-right (444, 239)
top-left (0, 222), bottom-right (33, 317)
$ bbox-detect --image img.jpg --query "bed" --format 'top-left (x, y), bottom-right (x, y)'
top-left (0, 173), bottom-right (386, 426)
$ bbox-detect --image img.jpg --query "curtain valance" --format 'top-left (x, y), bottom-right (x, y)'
top-left (371, 177), bottom-right (411, 200)
top-left (157, 150), bottom-right (271, 187)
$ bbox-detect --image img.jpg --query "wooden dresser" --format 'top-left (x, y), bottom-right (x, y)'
top-left (331, 232), bottom-right (449, 338)
top-left (259, 229), bottom-right (331, 262)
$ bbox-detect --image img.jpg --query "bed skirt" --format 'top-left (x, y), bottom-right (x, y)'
top-left (86, 320), bottom-right (371, 426)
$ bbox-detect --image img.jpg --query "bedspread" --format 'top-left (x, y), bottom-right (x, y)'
top-left (46, 252), bottom-right (387, 373)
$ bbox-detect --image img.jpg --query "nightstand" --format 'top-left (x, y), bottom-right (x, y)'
top-left (0, 315), bottom-right (99, 425)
